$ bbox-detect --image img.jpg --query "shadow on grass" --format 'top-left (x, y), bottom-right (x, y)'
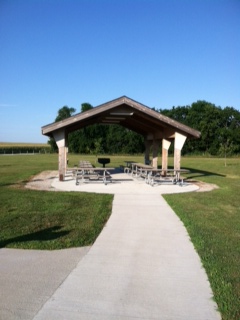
top-left (157, 166), bottom-right (226, 179)
top-left (1, 179), bottom-right (41, 188)
top-left (0, 182), bottom-right (20, 187)
top-left (0, 179), bottom-right (29, 188)
top-left (184, 167), bottom-right (225, 180)
top-left (0, 226), bottom-right (70, 248)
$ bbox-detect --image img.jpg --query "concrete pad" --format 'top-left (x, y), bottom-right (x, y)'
top-left (52, 171), bottom-right (199, 195)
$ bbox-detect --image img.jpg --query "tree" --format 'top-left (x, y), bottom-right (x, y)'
top-left (68, 103), bottom-right (97, 153)
top-left (55, 106), bottom-right (76, 122)
top-left (81, 103), bottom-right (93, 113)
top-left (218, 107), bottom-right (240, 165)
top-left (191, 101), bottom-right (222, 155)
top-left (159, 101), bottom-right (240, 156)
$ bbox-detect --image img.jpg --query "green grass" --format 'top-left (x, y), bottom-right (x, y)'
top-left (0, 154), bottom-right (113, 250)
top-left (0, 154), bottom-right (239, 319)
top-left (162, 157), bottom-right (240, 320)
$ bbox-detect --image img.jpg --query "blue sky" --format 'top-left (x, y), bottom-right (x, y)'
top-left (0, 0), bottom-right (239, 143)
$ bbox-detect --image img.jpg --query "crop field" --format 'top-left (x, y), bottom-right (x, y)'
top-left (0, 142), bottom-right (49, 147)
top-left (0, 142), bottom-right (50, 154)
top-left (0, 153), bottom-right (239, 319)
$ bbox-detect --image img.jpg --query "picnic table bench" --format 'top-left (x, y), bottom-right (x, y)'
top-left (131, 162), bottom-right (154, 179)
top-left (68, 161), bottom-right (114, 185)
top-left (123, 161), bottom-right (136, 174)
top-left (147, 168), bottom-right (190, 186)
top-left (130, 162), bottom-right (190, 186)
top-left (76, 167), bottom-right (114, 185)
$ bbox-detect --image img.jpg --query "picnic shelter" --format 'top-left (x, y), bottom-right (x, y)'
top-left (42, 96), bottom-right (201, 181)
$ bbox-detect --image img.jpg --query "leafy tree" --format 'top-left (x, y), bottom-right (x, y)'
top-left (160, 101), bottom-right (240, 156)
top-left (160, 106), bottom-right (189, 125)
top-left (191, 101), bottom-right (222, 155)
top-left (68, 103), bottom-right (108, 154)
top-left (218, 107), bottom-right (240, 164)
top-left (81, 103), bottom-right (93, 113)
top-left (55, 106), bottom-right (76, 122)
top-left (67, 103), bottom-right (94, 153)
top-left (68, 102), bottom-right (144, 154)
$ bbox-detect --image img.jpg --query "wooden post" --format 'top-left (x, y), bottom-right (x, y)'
top-left (58, 146), bottom-right (67, 181)
top-left (162, 139), bottom-right (171, 176)
top-left (144, 139), bottom-right (152, 165)
top-left (174, 132), bottom-right (187, 171)
top-left (53, 129), bottom-right (67, 181)
top-left (152, 139), bottom-right (160, 169)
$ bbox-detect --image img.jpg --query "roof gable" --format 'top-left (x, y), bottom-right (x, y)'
top-left (42, 96), bottom-right (201, 139)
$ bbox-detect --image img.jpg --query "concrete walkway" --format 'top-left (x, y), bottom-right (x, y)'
top-left (1, 172), bottom-right (221, 319)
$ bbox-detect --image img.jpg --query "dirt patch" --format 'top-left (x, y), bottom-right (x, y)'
top-left (188, 180), bottom-right (219, 192)
top-left (25, 170), bottom-right (58, 191)
top-left (25, 171), bottom-right (219, 193)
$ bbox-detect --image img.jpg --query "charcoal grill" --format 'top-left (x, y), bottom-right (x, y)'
top-left (98, 158), bottom-right (110, 168)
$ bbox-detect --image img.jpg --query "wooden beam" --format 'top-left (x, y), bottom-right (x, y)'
top-left (144, 139), bottom-right (152, 164)
top-left (162, 139), bottom-right (171, 175)
top-left (152, 139), bottom-right (160, 169)
top-left (53, 129), bottom-right (67, 181)
top-left (174, 132), bottom-right (187, 171)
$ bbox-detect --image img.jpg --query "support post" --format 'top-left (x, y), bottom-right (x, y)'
top-left (144, 139), bottom-right (152, 165)
top-left (152, 139), bottom-right (160, 169)
top-left (58, 146), bottom-right (67, 181)
top-left (162, 139), bottom-right (171, 176)
top-left (174, 132), bottom-right (187, 171)
top-left (53, 130), bottom-right (67, 181)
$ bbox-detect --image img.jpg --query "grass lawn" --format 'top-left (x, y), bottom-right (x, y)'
top-left (0, 153), bottom-right (239, 319)
top-left (163, 157), bottom-right (240, 320)
top-left (0, 154), bottom-right (113, 250)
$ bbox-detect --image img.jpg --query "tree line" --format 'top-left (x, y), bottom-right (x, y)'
top-left (48, 101), bottom-right (240, 156)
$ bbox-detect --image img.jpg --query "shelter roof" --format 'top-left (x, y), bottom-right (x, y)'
top-left (42, 96), bottom-right (201, 139)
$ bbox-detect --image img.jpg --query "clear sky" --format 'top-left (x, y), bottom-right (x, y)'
top-left (0, 0), bottom-right (239, 143)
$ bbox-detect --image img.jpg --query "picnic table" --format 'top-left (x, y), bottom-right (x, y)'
top-left (69, 161), bottom-right (114, 185)
top-left (131, 162), bottom-right (154, 179)
top-left (130, 162), bottom-right (190, 186)
top-left (76, 167), bottom-right (114, 185)
top-left (123, 161), bottom-right (136, 173)
top-left (147, 168), bottom-right (190, 186)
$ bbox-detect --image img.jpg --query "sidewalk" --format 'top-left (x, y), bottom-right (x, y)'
top-left (1, 173), bottom-right (221, 319)
top-left (33, 173), bottom-right (220, 319)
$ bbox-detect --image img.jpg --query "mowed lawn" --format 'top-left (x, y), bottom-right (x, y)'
top-left (0, 154), bottom-right (114, 250)
top-left (0, 154), bottom-right (239, 320)
top-left (163, 157), bottom-right (240, 320)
